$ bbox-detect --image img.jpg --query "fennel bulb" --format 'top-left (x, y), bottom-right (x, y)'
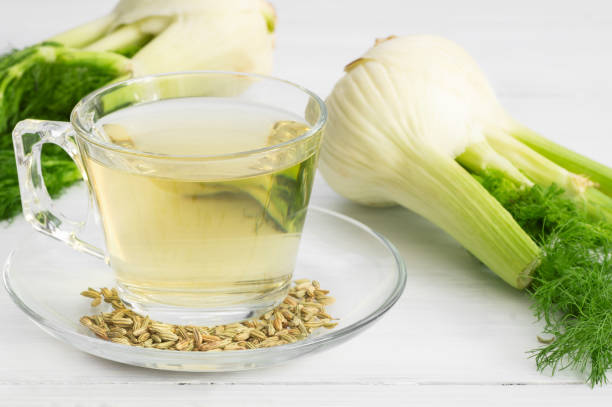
top-left (52, 0), bottom-right (276, 76)
top-left (323, 35), bottom-right (542, 288)
top-left (322, 35), bottom-right (612, 288)
top-left (321, 35), bottom-right (612, 384)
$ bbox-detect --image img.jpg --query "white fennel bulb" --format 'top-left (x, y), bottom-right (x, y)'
top-left (52, 0), bottom-right (276, 76)
top-left (321, 35), bottom-right (612, 288)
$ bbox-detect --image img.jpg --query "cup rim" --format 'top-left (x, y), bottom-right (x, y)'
top-left (70, 71), bottom-right (327, 160)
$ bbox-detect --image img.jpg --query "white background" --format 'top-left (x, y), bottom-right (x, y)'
top-left (2, 0), bottom-right (612, 405)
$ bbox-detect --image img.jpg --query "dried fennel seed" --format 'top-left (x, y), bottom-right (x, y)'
top-left (79, 280), bottom-right (338, 351)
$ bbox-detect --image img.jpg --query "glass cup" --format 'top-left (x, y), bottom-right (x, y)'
top-left (12, 71), bottom-right (326, 325)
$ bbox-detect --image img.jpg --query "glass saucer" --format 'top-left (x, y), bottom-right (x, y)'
top-left (3, 207), bottom-right (406, 372)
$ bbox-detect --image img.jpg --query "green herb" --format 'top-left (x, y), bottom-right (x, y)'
top-left (0, 42), bottom-right (130, 220)
top-left (478, 170), bottom-right (612, 385)
top-left (0, 146), bottom-right (81, 220)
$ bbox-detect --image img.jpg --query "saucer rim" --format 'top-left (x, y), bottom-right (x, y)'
top-left (3, 206), bottom-right (407, 365)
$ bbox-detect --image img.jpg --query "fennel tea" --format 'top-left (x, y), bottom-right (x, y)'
top-left (84, 99), bottom-right (317, 307)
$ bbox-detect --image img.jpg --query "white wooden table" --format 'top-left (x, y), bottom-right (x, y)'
top-left (2, 0), bottom-right (612, 404)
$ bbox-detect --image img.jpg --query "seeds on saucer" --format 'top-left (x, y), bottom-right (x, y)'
top-left (79, 280), bottom-right (337, 352)
top-left (80, 289), bottom-right (101, 306)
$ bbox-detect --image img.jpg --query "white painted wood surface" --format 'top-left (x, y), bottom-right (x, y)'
top-left (1, 0), bottom-right (612, 404)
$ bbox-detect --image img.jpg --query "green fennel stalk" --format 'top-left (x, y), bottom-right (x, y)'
top-left (512, 126), bottom-right (612, 197)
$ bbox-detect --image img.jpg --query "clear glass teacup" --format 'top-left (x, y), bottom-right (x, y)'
top-left (13, 71), bottom-right (326, 325)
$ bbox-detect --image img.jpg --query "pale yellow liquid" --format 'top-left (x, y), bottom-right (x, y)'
top-left (85, 100), bottom-right (316, 306)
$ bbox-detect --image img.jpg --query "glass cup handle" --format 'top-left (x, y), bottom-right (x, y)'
top-left (12, 119), bottom-right (105, 259)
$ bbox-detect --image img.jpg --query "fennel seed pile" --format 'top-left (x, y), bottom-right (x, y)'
top-left (80, 280), bottom-right (337, 351)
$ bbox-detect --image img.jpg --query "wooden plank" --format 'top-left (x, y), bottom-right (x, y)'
top-left (2, 384), bottom-right (612, 406)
